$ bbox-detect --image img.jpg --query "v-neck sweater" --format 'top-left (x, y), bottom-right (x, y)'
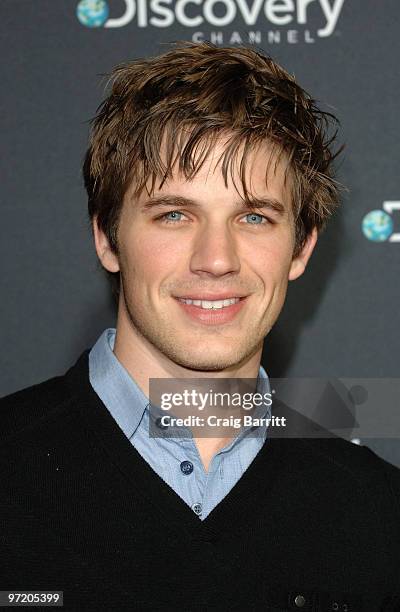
top-left (1, 349), bottom-right (400, 611)
top-left (88, 327), bottom-right (271, 520)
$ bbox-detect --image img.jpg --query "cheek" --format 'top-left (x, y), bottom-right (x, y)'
top-left (242, 232), bottom-right (294, 282)
top-left (121, 229), bottom-right (184, 282)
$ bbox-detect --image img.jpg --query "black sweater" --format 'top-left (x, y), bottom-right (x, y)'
top-left (1, 350), bottom-right (400, 611)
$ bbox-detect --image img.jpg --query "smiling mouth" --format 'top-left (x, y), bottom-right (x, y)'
top-left (176, 297), bottom-right (243, 310)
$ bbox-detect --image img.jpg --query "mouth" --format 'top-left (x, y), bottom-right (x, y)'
top-left (173, 295), bottom-right (248, 325)
top-left (176, 297), bottom-right (242, 310)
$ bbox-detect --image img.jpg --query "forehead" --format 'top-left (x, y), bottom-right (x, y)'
top-left (138, 134), bottom-right (293, 210)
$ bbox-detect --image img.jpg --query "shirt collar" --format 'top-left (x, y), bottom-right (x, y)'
top-left (89, 327), bottom-right (271, 441)
top-left (89, 328), bottom-right (148, 439)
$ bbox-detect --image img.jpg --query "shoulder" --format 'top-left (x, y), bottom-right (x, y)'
top-left (299, 435), bottom-right (400, 513)
top-left (0, 375), bottom-right (71, 441)
top-left (272, 396), bottom-right (400, 502)
top-left (301, 434), bottom-right (400, 474)
top-left (0, 350), bottom-right (90, 442)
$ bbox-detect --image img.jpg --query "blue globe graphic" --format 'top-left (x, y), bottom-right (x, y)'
top-left (76, 0), bottom-right (109, 28)
top-left (361, 209), bottom-right (393, 242)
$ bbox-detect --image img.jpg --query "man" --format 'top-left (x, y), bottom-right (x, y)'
top-left (1, 42), bottom-right (399, 611)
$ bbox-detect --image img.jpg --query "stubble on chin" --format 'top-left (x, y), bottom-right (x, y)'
top-left (119, 270), bottom-right (268, 371)
top-left (125, 299), bottom-right (263, 372)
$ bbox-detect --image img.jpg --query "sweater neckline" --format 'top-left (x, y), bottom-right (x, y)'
top-left (64, 349), bottom-right (291, 541)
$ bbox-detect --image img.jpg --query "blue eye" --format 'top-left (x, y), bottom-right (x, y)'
top-left (157, 210), bottom-right (186, 224)
top-left (156, 210), bottom-right (270, 226)
top-left (243, 213), bottom-right (267, 224)
top-left (164, 211), bottom-right (183, 221)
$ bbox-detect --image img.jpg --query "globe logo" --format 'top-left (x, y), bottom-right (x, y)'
top-left (361, 209), bottom-right (393, 242)
top-left (76, 0), bottom-right (109, 28)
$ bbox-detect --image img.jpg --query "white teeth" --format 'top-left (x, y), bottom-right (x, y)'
top-left (209, 301), bottom-right (224, 309)
top-left (178, 297), bottom-right (240, 309)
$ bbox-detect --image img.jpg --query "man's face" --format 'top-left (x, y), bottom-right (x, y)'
top-left (98, 139), bottom-right (316, 371)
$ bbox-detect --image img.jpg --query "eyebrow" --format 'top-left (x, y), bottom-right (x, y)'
top-left (140, 194), bottom-right (287, 217)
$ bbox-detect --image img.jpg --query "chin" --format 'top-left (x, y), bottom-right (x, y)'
top-left (174, 358), bottom-right (238, 372)
top-left (165, 345), bottom-right (249, 372)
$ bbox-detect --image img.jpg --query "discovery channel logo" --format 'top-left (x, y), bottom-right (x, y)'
top-left (362, 202), bottom-right (400, 243)
top-left (76, 0), bottom-right (110, 27)
top-left (76, 0), bottom-right (345, 41)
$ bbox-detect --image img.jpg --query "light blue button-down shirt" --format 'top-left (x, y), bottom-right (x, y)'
top-left (89, 328), bottom-right (271, 520)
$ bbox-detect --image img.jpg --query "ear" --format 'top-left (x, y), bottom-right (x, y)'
top-left (288, 227), bottom-right (318, 281)
top-left (92, 216), bottom-right (120, 274)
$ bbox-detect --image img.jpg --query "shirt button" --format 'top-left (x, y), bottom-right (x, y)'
top-left (294, 594), bottom-right (306, 608)
top-left (192, 502), bottom-right (202, 515)
top-left (155, 417), bottom-right (168, 430)
top-left (180, 460), bottom-right (194, 475)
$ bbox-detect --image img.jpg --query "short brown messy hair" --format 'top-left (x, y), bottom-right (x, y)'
top-left (83, 41), bottom-right (342, 298)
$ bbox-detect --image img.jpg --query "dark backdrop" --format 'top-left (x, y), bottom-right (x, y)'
top-left (1, 0), bottom-right (399, 465)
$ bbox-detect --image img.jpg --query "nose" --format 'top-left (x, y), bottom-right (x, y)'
top-left (189, 221), bottom-right (241, 278)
